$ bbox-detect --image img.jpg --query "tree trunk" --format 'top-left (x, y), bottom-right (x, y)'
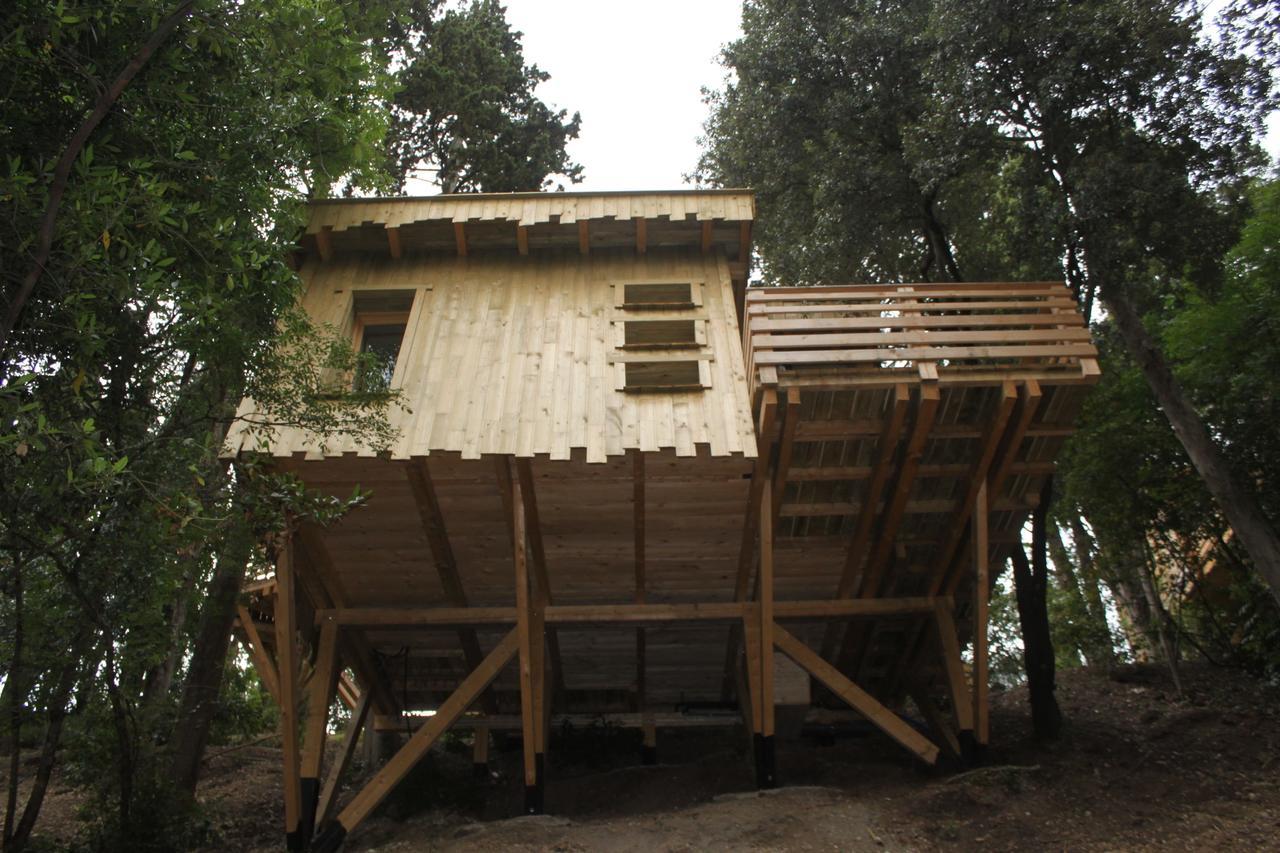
top-left (3, 563), bottom-right (22, 847)
top-left (1067, 516), bottom-right (1116, 665)
top-left (1009, 480), bottom-right (1063, 740)
top-left (4, 626), bottom-right (92, 853)
top-left (168, 523), bottom-right (253, 795)
top-left (1048, 520), bottom-right (1115, 666)
top-left (1103, 287), bottom-right (1280, 608)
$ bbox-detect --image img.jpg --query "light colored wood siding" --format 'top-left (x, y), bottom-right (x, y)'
top-left (227, 248), bottom-right (757, 462)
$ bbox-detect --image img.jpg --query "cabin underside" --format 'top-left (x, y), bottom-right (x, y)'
top-left (233, 280), bottom-right (1097, 852)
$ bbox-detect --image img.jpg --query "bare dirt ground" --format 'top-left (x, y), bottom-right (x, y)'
top-left (16, 662), bottom-right (1280, 851)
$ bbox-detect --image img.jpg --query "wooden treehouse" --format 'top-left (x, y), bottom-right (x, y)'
top-left (222, 190), bottom-right (1099, 852)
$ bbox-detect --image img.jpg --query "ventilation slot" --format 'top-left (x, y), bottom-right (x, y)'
top-left (622, 282), bottom-right (694, 309)
top-left (624, 360), bottom-right (702, 392)
top-left (624, 319), bottom-right (698, 350)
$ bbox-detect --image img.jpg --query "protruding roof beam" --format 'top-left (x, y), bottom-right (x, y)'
top-left (453, 221), bottom-right (468, 257)
top-left (634, 217), bottom-right (647, 254)
top-left (386, 225), bottom-right (402, 259)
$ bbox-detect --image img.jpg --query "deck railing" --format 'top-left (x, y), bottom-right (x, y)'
top-left (743, 281), bottom-right (1098, 399)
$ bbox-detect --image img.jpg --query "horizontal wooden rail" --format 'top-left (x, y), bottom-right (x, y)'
top-left (315, 598), bottom-right (949, 628)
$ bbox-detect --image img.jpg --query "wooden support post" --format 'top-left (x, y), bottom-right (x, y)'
top-left (516, 224), bottom-right (529, 256)
top-left (386, 226), bottom-right (402, 259)
top-left (472, 725), bottom-right (490, 778)
top-left (577, 220), bottom-right (589, 255)
top-left (757, 486), bottom-right (777, 789)
top-left (773, 625), bottom-right (939, 765)
top-left (700, 220), bottom-right (713, 254)
top-left (722, 389), bottom-right (778, 700)
top-left (633, 450), bottom-right (655, 764)
top-left (514, 458), bottom-right (567, 700)
top-left (311, 631), bottom-right (519, 853)
top-left (316, 689), bottom-right (371, 830)
top-left (931, 602), bottom-right (975, 737)
top-left (275, 533), bottom-right (304, 852)
top-left (300, 620), bottom-right (340, 848)
top-left (907, 681), bottom-right (962, 761)
top-left (236, 603), bottom-right (281, 705)
top-left (453, 221), bottom-right (467, 257)
top-left (634, 216), bottom-right (647, 254)
top-left (972, 480), bottom-right (991, 749)
top-left (512, 474), bottom-right (543, 814)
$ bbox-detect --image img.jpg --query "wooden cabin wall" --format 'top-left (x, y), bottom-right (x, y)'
top-left (229, 247), bottom-right (757, 463)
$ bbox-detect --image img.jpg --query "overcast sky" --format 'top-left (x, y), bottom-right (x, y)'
top-left (503, 0), bottom-right (743, 192)
top-left (502, 0), bottom-right (1276, 194)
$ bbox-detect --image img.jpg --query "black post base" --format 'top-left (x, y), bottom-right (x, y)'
top-left (473, 762), bottom-right (490, 780)
top-left (524, 753), bottom-right (546, 814)
top-left (753, 733), bottom-right (777, 789)
top-left (958, 731), bottom-right (977, 767)
top-left (310, 821), bottom-right (347, 853)
top-left (286, 828), bottom-right (304, 853)
top-left (642, 744), bottom-right (658, 766)
top-left (299, 777), bottom-right (319, 849)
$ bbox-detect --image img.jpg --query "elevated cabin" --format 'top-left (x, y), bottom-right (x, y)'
top-left (224, 190), bottom-right (1098, 852)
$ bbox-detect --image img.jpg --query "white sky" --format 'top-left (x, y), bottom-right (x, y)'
top-left (503, 0), bottom-right (744, 191)
top-left (500, 1), bottom-right (1275, 193)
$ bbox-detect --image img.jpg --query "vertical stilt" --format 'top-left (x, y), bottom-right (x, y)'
top-left (512, 471), bottom-right (543, 814)
top-left (299, 620), bottom-right (340, 849)
top-left (757, 487), bottom-right (777, 788)
top-left (972, 480), bottom-right (991, 755)
top-left (472, 724), bottom-right (490, 779)
top-left (275, 532), bottom-right (303, 852)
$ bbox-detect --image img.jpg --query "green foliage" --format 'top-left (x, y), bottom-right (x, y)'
top-left (0, 0), bottom-right (582, 847)
top-left (384, 0), bottom-right (583, 192)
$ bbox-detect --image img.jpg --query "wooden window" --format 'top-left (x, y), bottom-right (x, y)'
top-left (622, 319), bottom-right (699, 350)
top-left (624, 360), bottom-right (704, 392)
top-left (620, 281), bottom-right (695, 310)
top-left (351, 290), bottom-right (414, 392)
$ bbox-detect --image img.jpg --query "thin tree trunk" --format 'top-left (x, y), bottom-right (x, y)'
top-left (1067, 516), bottom-right (1115, 665)
top-left (0, 0), bottom-right (197, 353)
top-left (1135, 545), bottom-right (1185, 696)
top-left (3, 563), bottom-right (22, 847)
top-left (168, 523), bottom-right (254, 795)
top-left (1048, 521), bottom-right (1114, 666)
top-left (1102, 287), bottom-right (1280, 608)
top-left (1009, 479), bottom-right (1063, 739)
top-left (5, 626), bottom-right (92, 853)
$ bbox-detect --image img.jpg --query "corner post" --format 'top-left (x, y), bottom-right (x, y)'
top-left (512, 470), bottom-right (543, 814)
top-left (275, 529), bottom-right (304, 851)
top-left (972, 480), bottom-right (991, 755)
top-left (757, 486), bottom-right (777, 788)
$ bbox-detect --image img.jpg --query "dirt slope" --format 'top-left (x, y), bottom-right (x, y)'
top-left (16, 662), bottom-right (1280, 851)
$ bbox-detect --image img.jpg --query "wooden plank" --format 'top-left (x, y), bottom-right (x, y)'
top-left (578, 220), bottom-right (589, 255)
top-left (236, 604), bottom-right (281, 704)
top-left (774, 597), bottom-right (940, 619)
top-left (855, 383), bottom-right (941, 599)
top-left (316, 606), bottom-right (515, 627)
top-left (787, 460), bottom-right (1056, 482)
top-left (635, 217), bottom-right (647, 254)
top-left (701, 221), bottom-right (713, 254)
top-left (404, 458), bottom-right (500, 716)
top-left (301, 620), bottom-right (340, 781)
top-left (759, 487), bottom-right (775, 739)
top-left (511, 476), bottom-right (538, 791)
top-left (925, 381), bottom-right (1018, 585)
top-left (516, 225), bottom-right (529, 256)
top-left (386, 226), bottom-right (402, 259)
top-left (907, 681), bottom-right (962, 760)
top-left (754, 343), bottom-right (1098, 366)
top-left (320, 629), bottom-right (518, 842)
top-left (773, 624), bottom-right (938, 764)
top-left (745, 282), bottom-right (1069, 300)
top-left (275, 534), bottom-right (302, 846)
top-left (315, 689), bottom-right (371, 830)
top-left (750, 314), bottom-right (1089, 331)
top-left (751, 327), bottom-right (1092, 348)
top-left (315, 226), bottom-right (333, 262)
top-left (770, 388), bottom-right (802, 531)
top-left (453, 222), bottom-right (467, 257)
top-left (515, 458), bottom-right (566, 700)
top-left (972, 481), bottom-right (990, 746)
top-left (932, 602), bottom-right (974, 733)
top-left (548, 602), bottom-right (747, 624)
